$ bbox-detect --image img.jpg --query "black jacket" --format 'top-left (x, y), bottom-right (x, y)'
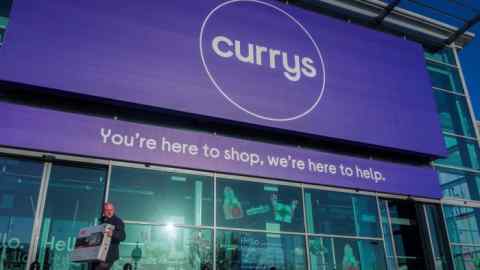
top-left (99, 215), bottom-right (126, 262)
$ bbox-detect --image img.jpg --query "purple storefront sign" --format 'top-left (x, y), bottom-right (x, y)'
top-left (0, 0), bottom-right (445, 157)
top-left (0, 103), bottom-right (442, 198)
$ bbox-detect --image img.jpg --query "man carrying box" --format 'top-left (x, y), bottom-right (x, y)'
top-left (92, 202), bottom-right (126, 270)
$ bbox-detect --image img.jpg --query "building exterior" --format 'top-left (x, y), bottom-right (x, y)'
top-left (0, 1), bottom-right (479, 270)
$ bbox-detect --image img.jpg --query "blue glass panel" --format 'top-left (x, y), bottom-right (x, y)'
top-left (436, 135), bottom-right (480, 170)
top-left (427, 62), bottom-right (464, 93)
top-left (438, 167), bottom-right (480, 201)
top-left (424, 49), bottom-right (456, 65)
top-left (434, 91), bottom-right (476, 137)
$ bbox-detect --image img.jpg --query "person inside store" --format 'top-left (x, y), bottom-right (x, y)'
top-left (91, 202), bottom-right (126, 270)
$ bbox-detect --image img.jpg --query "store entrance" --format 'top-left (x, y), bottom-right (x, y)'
top-left (0, 156), bottom-right (45, 270)
top-left (0, 157), bottom-right (109, 270)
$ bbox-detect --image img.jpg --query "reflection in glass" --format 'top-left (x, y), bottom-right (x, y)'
top-left (379, 200), bottom-right (397, 270)
top-left (387, 200), bottom-right (426, 269)
top-left (427, 62), bottom-right (463, 93)
top-left (116, 225), bottom-right (212, 270)
top-left (305, 189), bottom-right (380, 237)
top-left (443, 205), bottom-right (480, 245)
top-left (37, 163), bottom-right (107, 270)
top-left (334, 238), bottom-right (386, 270)
top-left (452, 245), bottom-right (480, 270)
top-left (216, 178), bottom-right (304, 232)
top-left (109, 166), bottom-right (214, 226)
top-left (436, 135), bottom-right (480, 170)
top-left (424, 204), bottom-right (452, 270)
top-left (438, 167), bottom-right (480, 201)
top-left (0, 156), bottom-right (43, 270)
top-left (424, 48), bottom-right (455, 65)
top-left (309, 237), bottom-right (386, 270)
top-left (0, 0), bottom-right (12, 44)
top-left (216, 230), bottom-right (306, 270)
top-left (309, 237), bottom-right (334, 270)
top-left (434, 91), bottom-right (476, 137)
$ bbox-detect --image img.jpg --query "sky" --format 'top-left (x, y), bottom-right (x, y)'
top-left (393, 0), bottom-right (480, 120)
top-left (459, 26), bottom-right (480, 121)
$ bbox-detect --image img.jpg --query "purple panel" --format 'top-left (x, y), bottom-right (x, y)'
top-left (0, 103), bottom-right (442, 198)
top-left (0, 0), bottom-right (446, 157)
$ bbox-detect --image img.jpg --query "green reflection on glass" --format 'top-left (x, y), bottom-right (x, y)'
top-left (427, 62), bottom-right (463, 93)
top-left (216, 178), bottom-right (304, 233)
top-left (37, 164), bottom-right (107, 270)
top-left (116, 225), bottom-right (212, 270)
top-left (109, 166), bottom-right (214, 226)
top-left (216, 230), bottom-right (306, 270)
top-left (434, 91), bottom-right (475, 137)
top-left (305, 189), bottom-right (380, 237)
top-left (436, 135), bottom-right (480, 170)
top-left (0, 156), bottom-right (43, 270)
top-left (424, 49), bottom-right (455, 65)
top-left (438, 167), bottom-right (480, 201)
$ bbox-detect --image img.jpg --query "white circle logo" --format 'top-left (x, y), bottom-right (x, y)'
top-left (200, 0), bottom-right (326, 122)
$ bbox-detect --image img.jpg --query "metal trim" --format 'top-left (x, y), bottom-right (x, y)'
top-left (26, 162), bottom-right (52, 268)
top-left (433, 86), bottom-right (466, 97)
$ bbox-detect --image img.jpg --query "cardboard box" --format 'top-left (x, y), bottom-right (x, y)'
top-left (71, 224), bottom-right (115, 262)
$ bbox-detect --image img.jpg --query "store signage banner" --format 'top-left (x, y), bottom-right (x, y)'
top-left (0, 103), bottom-right (442, 198)
top-left (0, 0), bottom-right (445, 157)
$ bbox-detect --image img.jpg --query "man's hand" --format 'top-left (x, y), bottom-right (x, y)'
top-left (105, 228), bottom-right (113, 237)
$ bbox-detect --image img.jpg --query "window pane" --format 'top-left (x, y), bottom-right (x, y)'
top-left (109, 166), bottom-right (213, 226)
top-left (424, 49), bottom-right (455, 65)
top-left (425, 204), bottom-right (453, 270)
top-left (0, 156), bottom-right (43, 269)
top-left (37, 163), bottom-right (107, 270)
top-left (387, 201), bottom-right (426, 264)
top-left (117, 224), bottom-right (212, 270)
top-left (452, 245), bottom-right (480, 270)
top-left (0, 0), bottom-right (12, 45)
top-left (216, 178), bottom-right (304, 232)
top-left (333, 238), bottom-right (387, 270)
top-left (436, 135), bottom-right (480, 170)
top-left (304, 189), bottom-right (380, 237)
top-left (309, 237), bottom-right (334, 270)
top-left (443, 205), bottom-right (480, 245)
top-left (379, 200), bottom-right (398, 270)
top-left (216, 230), bottom-right (306, 269)
top-left (427, 62), bottom-right (463, 93)
top-left (438, 167), bottom-right (480, 201)
top-left (434, 91), bottom-right (476, 137)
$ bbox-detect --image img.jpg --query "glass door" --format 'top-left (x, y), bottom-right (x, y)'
top-left (0, 156), bottom-right (46, 270)
top-left (33, 162), bottom-right (108, 270)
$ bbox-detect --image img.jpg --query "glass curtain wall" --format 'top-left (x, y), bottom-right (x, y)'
top-left (0, 155), bottom-right (454, 270)
top-left (105, 164), bottom-right (392, 270)
top-left (426, 48), bottom-right (480, 200)
top-left (426, 46), bottom-right (480, 270)
top-left (0, 156), bottom-right (44, 270)
top-left (0, 0), bottom-right (12, 44)
top-left (36, 163), bottom-right (107, 270)
top-left (104, 163), bottom-right (460, 270)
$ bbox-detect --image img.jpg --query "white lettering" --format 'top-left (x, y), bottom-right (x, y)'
top-left (212, 36), bottom-right (234, 58)
top-left (211, 35), bottom-right (317, 82)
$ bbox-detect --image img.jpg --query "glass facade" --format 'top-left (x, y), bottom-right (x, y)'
top-left (1, 153), bottom-right (459, 270)
top-left (0, 156), bottom-right (44, 270)
top-left (0, 0), bottom-right (12, 44)
top-left (427, 46), bottom-right (480, 269)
